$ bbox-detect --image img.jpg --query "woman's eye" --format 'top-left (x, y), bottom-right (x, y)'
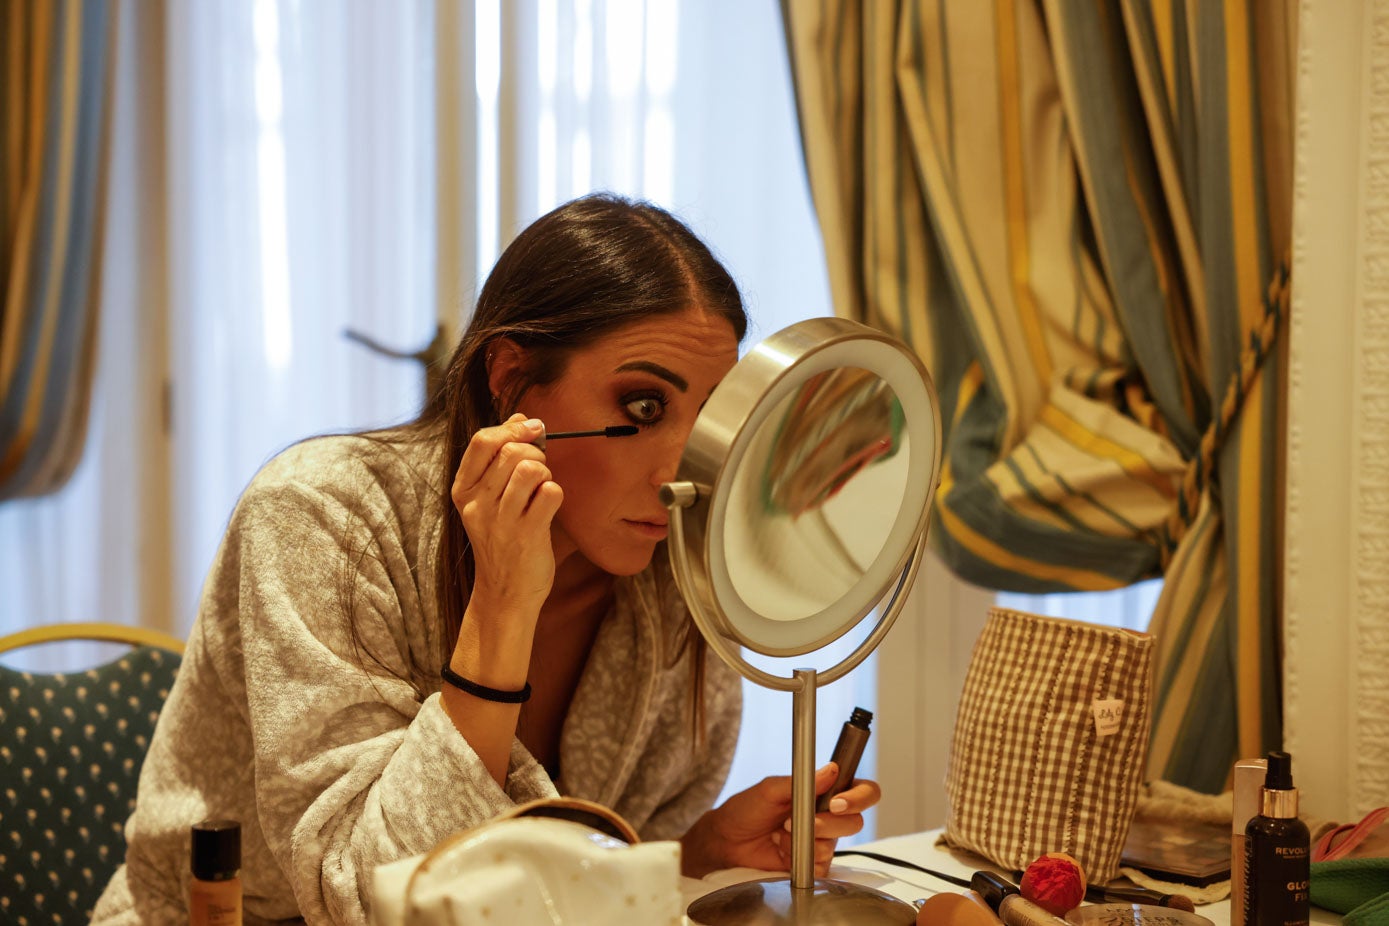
top-left (623, 394), bottom-right (666, 425)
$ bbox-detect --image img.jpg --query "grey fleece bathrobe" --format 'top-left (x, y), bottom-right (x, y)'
top-left (90, 432), bottom-right (741, 925)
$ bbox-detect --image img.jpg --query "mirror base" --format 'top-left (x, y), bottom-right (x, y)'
top-left (686, 877), bottom-right (918, 925)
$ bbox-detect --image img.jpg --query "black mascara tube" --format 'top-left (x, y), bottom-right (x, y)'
top-left (816, 707), bottom-right (872, 812)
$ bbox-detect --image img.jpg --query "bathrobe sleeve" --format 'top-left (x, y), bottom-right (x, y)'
top-left (229, 459), bottom-right (558, 924)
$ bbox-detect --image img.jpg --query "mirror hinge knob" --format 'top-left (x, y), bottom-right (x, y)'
top-left (660, 481), bottom-right (698, 509)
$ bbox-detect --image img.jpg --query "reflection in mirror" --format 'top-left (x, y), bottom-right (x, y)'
top-left (724, 367), bottom-right (909, 623)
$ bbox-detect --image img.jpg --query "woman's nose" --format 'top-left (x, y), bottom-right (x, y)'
top-left (649, 431), bottom-right (688, 487)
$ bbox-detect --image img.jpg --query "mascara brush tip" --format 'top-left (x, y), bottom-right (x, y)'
top-left (541, 425), bottom-right (640, 441)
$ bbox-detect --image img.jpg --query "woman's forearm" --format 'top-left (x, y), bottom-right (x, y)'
top-left (440, 596), bottom-right (537, 785)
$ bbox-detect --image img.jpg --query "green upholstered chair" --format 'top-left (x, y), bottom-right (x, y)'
top-left (0, 623), bottom-right (184, 925)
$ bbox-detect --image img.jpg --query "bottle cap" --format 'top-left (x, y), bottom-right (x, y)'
top-left (191, 819), bottom-right (241, 880)
top-left (1264, 751), bottom-right (1294, 790)
top-left (970, 870), bottom-right (1019, 912)
top-left (849, 707), bottom-right (873, 728)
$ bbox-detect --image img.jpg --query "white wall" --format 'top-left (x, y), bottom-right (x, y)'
top-left (874, 554), bottom-right (994, 836)
top-left (1284, 0), bottom-right (1389, 822)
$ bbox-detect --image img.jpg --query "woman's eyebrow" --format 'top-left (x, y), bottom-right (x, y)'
top-left (614, 360), bottom-right (689, 392)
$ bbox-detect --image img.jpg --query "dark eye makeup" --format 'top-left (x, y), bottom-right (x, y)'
top-left (621, 389), bottom-right (668, 427)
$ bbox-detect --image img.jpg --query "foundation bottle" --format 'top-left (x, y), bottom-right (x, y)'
top-left (1243, 752), bottom-right (1310, 926)
top-left (191, 819), bottom-right (243, 926)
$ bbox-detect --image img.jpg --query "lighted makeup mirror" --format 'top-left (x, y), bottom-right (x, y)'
top-left (661, 317), bottom-right (943, 925)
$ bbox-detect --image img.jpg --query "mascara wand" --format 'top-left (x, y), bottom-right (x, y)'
top-left (543, 425), bottom-right (639, 440)
top-left (535, 425), bottom-right (639, 449)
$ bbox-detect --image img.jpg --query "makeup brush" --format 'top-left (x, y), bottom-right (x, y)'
top-left (1083, 886), bottom-right (1197, 912)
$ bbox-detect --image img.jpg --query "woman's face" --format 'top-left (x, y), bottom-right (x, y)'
top-left (520, 305), bottom-right (740, 576)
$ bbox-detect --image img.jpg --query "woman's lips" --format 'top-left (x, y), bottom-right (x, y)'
top-left (625, 519), bottom-right (669, 540)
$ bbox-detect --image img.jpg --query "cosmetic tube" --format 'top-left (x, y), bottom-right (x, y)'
top-left (972, 870), bottom-right (1072, 926)
top-left (1243, 752), bottom-right (1309, 926)
top-left (1231, 757), bottom-right (1269, 926)
top-left (191, 819), bottom-right (242, 926)
top-left (817, 706), bottom-right (872, 812)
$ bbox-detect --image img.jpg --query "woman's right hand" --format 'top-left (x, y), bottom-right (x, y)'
top-left (443, 414), bottom-right (562, 784)
top-left (450, 413), bottom-right (564, 621)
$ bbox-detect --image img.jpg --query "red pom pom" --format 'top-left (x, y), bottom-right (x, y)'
top-left (1019, 852), bottom-right (1088, 916)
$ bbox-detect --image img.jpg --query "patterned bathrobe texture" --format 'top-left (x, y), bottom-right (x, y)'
top-left (90, 432), bottom-right (741, 925)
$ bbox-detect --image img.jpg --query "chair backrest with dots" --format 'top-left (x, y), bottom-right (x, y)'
top-left (1, 644), bottom-right (182, 924)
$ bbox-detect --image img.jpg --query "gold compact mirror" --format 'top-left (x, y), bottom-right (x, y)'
top-left (661, 317), bottom-right (943, 925)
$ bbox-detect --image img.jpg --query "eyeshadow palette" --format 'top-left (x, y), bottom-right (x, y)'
top-left (1119, 818), bottom-right (1232, 886)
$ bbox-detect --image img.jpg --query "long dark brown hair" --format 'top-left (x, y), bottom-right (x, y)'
top-left (414, 193), bottom-right (747, 720)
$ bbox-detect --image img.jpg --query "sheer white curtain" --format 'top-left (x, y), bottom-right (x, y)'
top-left (467, 0), bottom-right (830, 343)
top-left (163, 1), bottom-right (440, 618)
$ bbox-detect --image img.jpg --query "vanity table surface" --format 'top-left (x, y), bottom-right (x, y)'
top-left (682, 827), bottom-right (1343, 926)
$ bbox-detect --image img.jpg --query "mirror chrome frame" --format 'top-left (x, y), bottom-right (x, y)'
top-left (661, 317), bottom-right (942, 687)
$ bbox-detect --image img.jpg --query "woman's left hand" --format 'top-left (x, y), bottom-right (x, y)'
top-left (679, 763), bottom-right (881, 879)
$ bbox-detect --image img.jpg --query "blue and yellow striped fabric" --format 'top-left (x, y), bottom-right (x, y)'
top-left (782, 0), bottom-right (1291, 792)
top-left (1, 0), bottom-right (114, 500)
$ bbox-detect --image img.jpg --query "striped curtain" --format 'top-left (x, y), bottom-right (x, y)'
top-left (1, 0), bottom-right (114, 500)
top-left (782, 0), bottom-right (1292, 792)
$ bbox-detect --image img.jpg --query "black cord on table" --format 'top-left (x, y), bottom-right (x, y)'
top-left (832, 849), bottom-right (972, 888)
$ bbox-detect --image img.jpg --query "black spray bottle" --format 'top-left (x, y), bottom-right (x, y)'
top-left (1243, 751), bottom-right (1310, 926)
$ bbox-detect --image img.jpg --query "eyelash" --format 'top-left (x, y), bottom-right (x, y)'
top-left (621, 389), bottom-right (668, 428)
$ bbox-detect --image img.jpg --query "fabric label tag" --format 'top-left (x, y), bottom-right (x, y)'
top-left (1091, 699), bottom-right (1124, 737)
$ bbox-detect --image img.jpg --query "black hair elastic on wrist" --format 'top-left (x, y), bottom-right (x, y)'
top-left (441, 664), bottom-right (532, 703)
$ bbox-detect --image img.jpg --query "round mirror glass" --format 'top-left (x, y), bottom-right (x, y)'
top-left (723, 366), bottom-right (908, 623)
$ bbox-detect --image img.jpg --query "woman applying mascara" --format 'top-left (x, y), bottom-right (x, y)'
top-left (93, 193), bottom-right (881, 925)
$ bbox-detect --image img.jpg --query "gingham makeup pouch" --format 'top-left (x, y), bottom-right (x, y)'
top-left (942, 607), bottom-right (1156, 883)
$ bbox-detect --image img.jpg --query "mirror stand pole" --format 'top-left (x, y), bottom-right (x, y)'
top-left (686, 662), bottom-right (919, 923)
top-left (790, 668), bottom-right (816, 890)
